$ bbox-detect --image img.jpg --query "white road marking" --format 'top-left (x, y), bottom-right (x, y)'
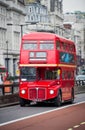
top-left (73, 125), bottom-right (80, 128)
top-left (0, 101), bottom-right (85, 126)
top-left (80, 122), bottom-right (85, 125)
top-left (67, 128), bottom-right (73, 130)
top-left (67, 121), bottom-right (85, 130)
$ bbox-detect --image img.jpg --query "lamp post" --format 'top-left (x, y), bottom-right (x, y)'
top-left (6, 40), bottom-right (8, 72)
top-left (20, 24), bottom-right (23, 38)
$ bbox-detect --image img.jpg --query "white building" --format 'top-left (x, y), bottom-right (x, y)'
top-left (25, 1), bottom-right (52, 32)
top-left (41, 0), bottom-right (64, 35)
top-left (25, 0), bottom-right (64, 34)
top-left (0, 0), bottom-right (25, 76)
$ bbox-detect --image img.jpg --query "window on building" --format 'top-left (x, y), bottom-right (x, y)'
top-left (31, 16), bottom-right (34, 21)
top-left (50, 0), bottom-right (55, 12)
top-left (29, 7), bottom-right (32, 13)
top-left (14, 32), bottom-right (20, 50)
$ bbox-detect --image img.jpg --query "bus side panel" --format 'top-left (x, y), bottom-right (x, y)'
top-left (61, 68), bottom-right (75, 101)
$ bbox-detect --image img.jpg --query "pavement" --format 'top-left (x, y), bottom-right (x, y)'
top-left (0, 102), bottom-right (19, 108)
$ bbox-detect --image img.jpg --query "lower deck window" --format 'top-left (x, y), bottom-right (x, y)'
top-left (20, 67), bottom-right (36, 81)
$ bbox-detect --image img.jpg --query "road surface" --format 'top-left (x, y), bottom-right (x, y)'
top-left (0, 93), bottom-right (85, 130)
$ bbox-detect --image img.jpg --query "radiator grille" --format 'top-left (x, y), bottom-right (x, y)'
top-left (29, 88), bottom-right (45, 101)
top-left (29, 89), bottom-right (37, 99)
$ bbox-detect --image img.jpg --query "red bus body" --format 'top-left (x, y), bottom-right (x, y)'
top-left (19, 32), bottom-right (76, 106)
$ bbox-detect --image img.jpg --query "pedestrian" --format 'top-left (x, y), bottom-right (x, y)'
top-left (0, 74), bottom-right (3, 84)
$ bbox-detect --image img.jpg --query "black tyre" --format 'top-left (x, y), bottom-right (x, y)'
top-left (20, 98), bottom-right (26, 107)
top-left (70, 88), bottom-right (74, 104)
top-left (54, 91), bottom-right (62, 107)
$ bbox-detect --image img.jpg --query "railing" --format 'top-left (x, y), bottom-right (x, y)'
top-left (0, 83), bottom-right (19, 96)
top-left (0, 80), bottom-right (85, 96)
top-left (0, 80), bottom-right (85, 107)
top-left (75, 80), bottom-right (85, 86)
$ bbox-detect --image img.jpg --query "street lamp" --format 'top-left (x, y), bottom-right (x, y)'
top-left (6, 40), bottom-right (8, 72)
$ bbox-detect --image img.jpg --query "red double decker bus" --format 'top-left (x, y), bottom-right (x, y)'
top-left (19, 32), bottom-right (76, 107)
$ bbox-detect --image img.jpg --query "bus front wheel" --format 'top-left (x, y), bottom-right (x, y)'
top-left (20, 97), bottom-right (26, 107)
top-left (70, 88), bottom-right (74, 104)
top-left (54, 91), bottom-right (62, 107)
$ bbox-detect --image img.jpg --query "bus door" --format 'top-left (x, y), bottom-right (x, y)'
top-left (61, 69), bottom-right (72, 100)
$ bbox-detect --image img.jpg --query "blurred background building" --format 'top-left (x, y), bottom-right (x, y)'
top-left (64, 11), bottom-right (85, 73)
top-left (0, 0), bottom-right (25, 76)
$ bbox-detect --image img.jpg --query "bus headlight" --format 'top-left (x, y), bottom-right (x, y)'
top-left (50, 90), bottom-right (54, 94)
top-left (21, 89), bottom-right (26, 94)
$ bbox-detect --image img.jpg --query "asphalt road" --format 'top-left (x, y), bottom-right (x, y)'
top-left (0, 93), bottom-right (85, 130)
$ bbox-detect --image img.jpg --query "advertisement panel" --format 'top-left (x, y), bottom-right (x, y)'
top-left (24, 0), bottom-right (38, 5)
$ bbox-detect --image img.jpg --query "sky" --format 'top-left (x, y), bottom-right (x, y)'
top-left (63, 0), bottom-right (85, 13)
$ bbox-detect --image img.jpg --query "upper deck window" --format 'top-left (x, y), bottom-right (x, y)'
top-left (23, 41), bottom-right (37, 50)
top-left (40, 41), bottom-right (54, 50)
top-left (56, 41), bottom-right (60, 50)
top-left (63, 43), bottom-right (67, 50)
top-left (70, 44), bottom-right (75, 52)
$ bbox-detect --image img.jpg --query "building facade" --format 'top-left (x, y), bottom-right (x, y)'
top-left (41, 0), bottom-right (64, 35)
top-left (0, 0), bottom-right (25, 76)
top-left (25, 2), bottom-right (51, 32)
top-left (25, 0), bottom-right (64, 34)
